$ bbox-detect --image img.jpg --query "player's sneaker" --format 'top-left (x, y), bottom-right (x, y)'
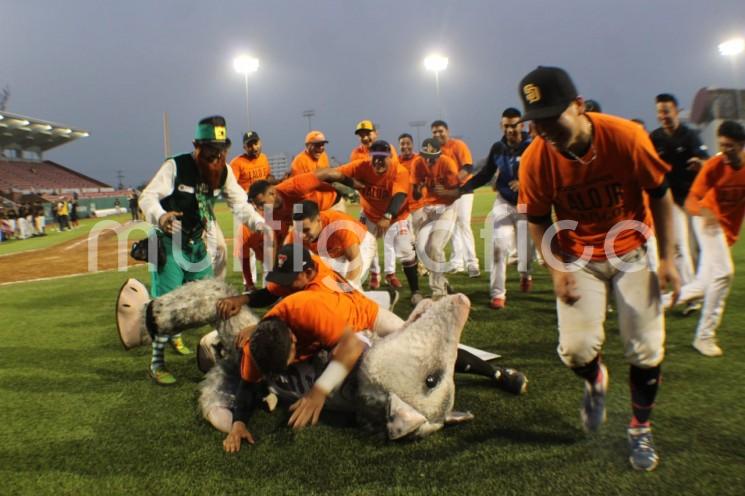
top-left (493, 367), bottom-right (528, 395)
top-left (627, 426), bottom-right (659, 471)
top-left (467, 266), bottom-right (481, 278)
top-left (520, 274), bottom-right (533, 292)
top-left (170, 335), bottom-right (193, 355)
top-left (385, 273), bottom-right (403, 289)
top-left (369, 272), bottom-right (380, 289)
top-left (149, 367), bottom-right (176, 386)
top-left (693, 337), bottom-right (723, 357)
top-left (682, 301), bottom-right (702, 317)
top-left (410, 291), bottom-right (424, 306)
top-left (449, 265), bottom-right (465, 274)
top-left (581, 362), bottom-right (608, 432)
top-left (489, 297), bottom-right (506, 310)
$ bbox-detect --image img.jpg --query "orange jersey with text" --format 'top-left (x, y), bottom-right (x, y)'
top-left (440, 138), bottom-right (473, 184)
top-left (349, 144), bottom-right (399, 162)
top-left (271, 173), bottom-right (339, 238)
top-left (400, 153), bottom-right (427, 211)
top-left (229, 153), bottom-right (271, 191)
top-left (290, 150), bottom-right (329, 176)
top-left (337, 159), bottom-right (410, 223)
top-left (687, 154), bottom-right (745, 246)
top-left (412, 155), bottom-right (460, 206)
top-left (519, 113), bottom-right (670, 261)
top-left (284, 210), bottom-right (368, 259)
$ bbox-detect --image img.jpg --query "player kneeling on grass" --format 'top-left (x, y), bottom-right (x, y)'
top-left (674, 120), bottom-right (745, 357)
top-left (517, 66), bottom-right (681, 471)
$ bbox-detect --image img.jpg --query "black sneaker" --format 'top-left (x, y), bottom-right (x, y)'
top-left (494, 367), bottom-right (528, 395)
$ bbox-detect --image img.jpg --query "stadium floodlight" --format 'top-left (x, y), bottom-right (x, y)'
top-left (424, 53), bottom-right (448, 118)
top-left (719, 37), bottom-right (745, 57)
top-left (233, 55), bottom-right (260, 130)
top-left (0, 114), bottom-right (4, 120)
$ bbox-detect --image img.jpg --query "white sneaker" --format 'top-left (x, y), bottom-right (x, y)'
top-left (693, 337), bottom-right (723, 357)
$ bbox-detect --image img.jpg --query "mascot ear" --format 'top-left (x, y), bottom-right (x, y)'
top-left (386, 393), bottom-right (426, 440)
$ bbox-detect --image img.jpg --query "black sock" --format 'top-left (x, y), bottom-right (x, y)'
top-left (629, 365), bottom-right (661, 425)
top-left (571, 355), bottom-right (600, 384)
top-left (403, 262), bottom-right (419, 293)
top-left (455, 348), bottom-right (495, 378)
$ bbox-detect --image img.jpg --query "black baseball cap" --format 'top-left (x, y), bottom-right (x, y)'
top-left (420, 138), bottom-right (441, 159)
top-left (518, 66), bottom-right (578, 121)
top-left (243, 131), bottom-right (260, 144)
top-left (369, 140), bottom-right (392, 157)
top-left (265, 244), bottom-right (314, 286)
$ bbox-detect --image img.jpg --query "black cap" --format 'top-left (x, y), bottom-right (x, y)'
top-left (265, 244), bottom-right (314, 286)
top-left (369, 140), bottom-right (392, 157)
top-left (518, 66), bottom-right (578, 121)
top-left (420, 137), bottom-right (441, 159)
top-left (243, 131), bottom-right (260, 144)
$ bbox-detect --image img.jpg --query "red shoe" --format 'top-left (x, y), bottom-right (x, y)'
top-left (520, 275), bottom-right (533, 293)
top-left (369, 272), bottom-right (380, 289)
top-left (490, 297), bottom-right (506, 310)
top-left (385, 273), bottom-right (403, 289)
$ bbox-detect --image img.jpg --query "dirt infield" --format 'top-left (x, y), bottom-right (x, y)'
top-left (0, 225), bottom-right (146, 285)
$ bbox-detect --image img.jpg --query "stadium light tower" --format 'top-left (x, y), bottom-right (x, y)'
top-left (719, 37), bottom-right (744, 119)
top-left (233, 55), bottom-right (260, 130)
top-left (424, 54), bottom-right (448, 118)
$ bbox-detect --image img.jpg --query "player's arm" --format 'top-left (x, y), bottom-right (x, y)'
top-left (461, 143), bottom-right (500, 195)
top-left (527, 216), bottom-right (580, 305)
top-left (342, 242), bottom-right (363, 286)
top-left (139, 159), bottom-right (182, 231)
top-left (288, 329), bottom-right (364, 430)
top-left (647, 183), bottom-right (681, 301)
top-left (315, 167), bottom-right (347, 184)
top-left (223, 376), bottom-right (262, 452)
top-left (222, 166), bottom-right (271, 236)
top-left (216, 289), bottom-right (281, 320)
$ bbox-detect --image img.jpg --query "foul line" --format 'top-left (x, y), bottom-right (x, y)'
top-left (0, 263), bottom-right (146, 287)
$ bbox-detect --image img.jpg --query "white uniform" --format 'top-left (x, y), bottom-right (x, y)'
top-left (414, 204), bottom-right (457, 297)
top-left (485, 195), bottom-right (533, 299)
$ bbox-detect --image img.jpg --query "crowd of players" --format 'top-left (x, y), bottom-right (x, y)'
top-left (132, 66), bottom-right (745, 471)
top-left (0, 198), bottom-right (79, 241)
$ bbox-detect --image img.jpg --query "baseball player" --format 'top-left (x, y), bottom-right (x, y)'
top-left (517, 67), bottom-right (680, 471)
top-left (676, 120), bottom-right (745, 356)
top-left (431, 120), bottom-right (480, 277)
top-left (137, 115), bottom-right (269, 385)
top-left (290, 131), bottom-right (331, 176)
top-left (316, 140), bottom-right (422, 303)
top-left (413, 138), bottom-right (461, 299)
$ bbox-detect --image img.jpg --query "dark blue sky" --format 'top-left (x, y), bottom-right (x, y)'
top-left (2, 0), bottom-right (744, 187)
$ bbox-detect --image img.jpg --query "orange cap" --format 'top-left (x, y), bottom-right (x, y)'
top-left (305, 130), bottom-right (328, 144)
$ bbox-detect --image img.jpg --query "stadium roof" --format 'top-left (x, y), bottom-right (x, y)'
top-left (0, 110), bottom-right (89, 153)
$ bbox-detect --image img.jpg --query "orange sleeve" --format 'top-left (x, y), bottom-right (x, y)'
top-left (632, 126), bottom-right (671, 190)
top-left (276, 172), bottom-right (324, 198)
top-left (392, 164), bottom-right (411, 196)
top-left (240, 342), bottom-right (263, 382)
top-left (686, 157), bottom-right (718, 214)
top-left (517, 141), bottom-right (553, 218)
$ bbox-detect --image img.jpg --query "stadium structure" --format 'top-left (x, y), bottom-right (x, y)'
top-left (0, 110), bottom-right (130, 218)
top-left (689, 87), bottom-right (745, 151)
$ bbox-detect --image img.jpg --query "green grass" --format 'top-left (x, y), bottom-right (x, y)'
top-left (1, 189), bottom-right (744, 495)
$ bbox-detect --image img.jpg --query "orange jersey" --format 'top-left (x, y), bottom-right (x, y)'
top-left (400, 153), bottom-right (427, 211)
top-left (440, 138), bottom-right (473, 184)
top-left (412, 155), bottom-right (460, 206)
top-left (271, 173), bottom-right (339, 238)
top-left (290, 150), bottom-right (329, 176)
top-left (284, 210), bottom-right (368, 259)
top-left (229, 153), bottom-right (271, 192)
top-left (687, 154), bottom-right (745, 246)
top-left (518, 113), bottom-right (670, 261)
top-left (349, 144), bottom-right (399, 162)
top-left (240, 287), bottom-right (379, 382)
top-left (337, 159), bottom-right (410, 223)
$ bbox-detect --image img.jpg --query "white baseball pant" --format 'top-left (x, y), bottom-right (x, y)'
top-left (416, 204), bottom-right (457, 297)
top-left (450, 193), bottom-right (479, 270)
top-left (485, 196), bottom-right (533, 299)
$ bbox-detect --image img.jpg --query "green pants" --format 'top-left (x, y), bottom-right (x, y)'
top-left (149, 234), bottom-right (213, 297)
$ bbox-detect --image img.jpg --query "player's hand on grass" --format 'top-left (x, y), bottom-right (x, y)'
top-left (657, 259), bottom-right (681, 305)
top-left (223, 421), bottom-right (255, 453)
top-left (551, 270), bottom-right (580, 305)
top-left (158, 211), bottom-right (183, 235)
top-left (288, 387), bottom-right (327, 430)
top-left (216, 295), bottom-right (248, 320)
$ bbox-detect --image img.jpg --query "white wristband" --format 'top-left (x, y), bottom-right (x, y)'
top-left (313, 360), bottom-right (349, 395)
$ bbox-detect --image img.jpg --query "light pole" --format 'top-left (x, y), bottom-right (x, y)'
top-left (233, 55), bottom-right (260, 130)
top-left (409, 120), bottom-right (426, 148)
top-left (302, 109), bottom-right (315, 132)
top-left (719, 37), bottom-right (745, 120)
top-left (424, 54), bottom-right (448, 118)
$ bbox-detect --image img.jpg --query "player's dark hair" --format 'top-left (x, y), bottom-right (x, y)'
top-left (292, 200), bottom-right (320, 221)
top-left (655, 93), bottom-right (678, 107)
top-left (398, 133), bottom-right (413, 141)
top-left (584, 99), bottom-right (602, 113)
top-left (248, 180), bottom-right (271, 202)
top-left (249, 317), bottom-right (293, 374)
top-left (502, 107), bottom-right (522, 119)
top-left (717, 120), bottom-right (745, 142)
top-left (430, 120), bottom-right (448, 129)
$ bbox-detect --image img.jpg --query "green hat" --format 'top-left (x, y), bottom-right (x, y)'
top-left (194, 115), bottom-right (231, 149)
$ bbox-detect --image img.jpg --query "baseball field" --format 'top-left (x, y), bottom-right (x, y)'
top-left (1, 188), bottom-right (743, 495)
